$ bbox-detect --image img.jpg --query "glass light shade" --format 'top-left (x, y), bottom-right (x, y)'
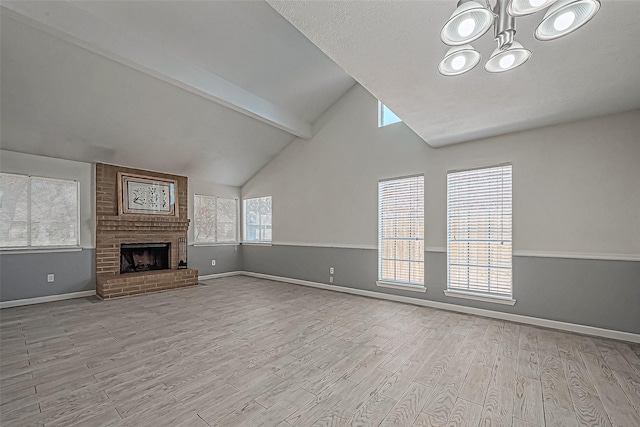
top-left (534, 0), bottom-right (600, 41)
top-left (441, 1), bottom-right (494, 46)
top-left (508, 0), bottom-right (559, 17)
top-left (484, 41), bottom-right (531, 73)
top-left (438, 45), bottom-right (482, 76)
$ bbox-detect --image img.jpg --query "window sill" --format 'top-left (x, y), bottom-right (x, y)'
top-left (241, 242), bottom-right (272, 247)
top-left (0, 246), bottom-right (83, 255)
top-left (444, 290), bottom-right (516, 305)
top-left (376, 281), bottom-right (426, 293)
top-left (192, 242), bottom-right (239, 247)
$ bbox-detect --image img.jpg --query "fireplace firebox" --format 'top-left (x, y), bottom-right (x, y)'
top-left (120, 243), bottom-right (170, 274)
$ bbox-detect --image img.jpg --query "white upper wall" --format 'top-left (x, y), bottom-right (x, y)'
top-left (242, 85), bottom-right (640, 258)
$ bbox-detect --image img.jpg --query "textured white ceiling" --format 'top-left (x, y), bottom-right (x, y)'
top-left (268, 0), bottom-right (640, 147)
top-left (0, 1), bottom-right (355, 186)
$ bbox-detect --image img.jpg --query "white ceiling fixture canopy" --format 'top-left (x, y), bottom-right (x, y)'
top-left (439, 0), bottom-right (601, 75)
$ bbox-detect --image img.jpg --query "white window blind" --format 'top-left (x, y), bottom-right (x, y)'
top-left (243, 196), bottom-right (272, 243)
top-left (216, 197), bottom-right (238, 243)
top-left (194, 195), bottom-right (216, 243)
top-left (378, 175), bottom-right (424, 285)
top-left (194, 195), bottom-right (238, 243)
top-left (447, 164), bottom-right (512, 297)
top-left (0, 173), bottom-right (79, 248)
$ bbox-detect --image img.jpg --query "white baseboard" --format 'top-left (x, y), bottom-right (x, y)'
top-left (3, 272), bottom-right (637, 344)
top-left (0, 290), bottom-right (96, 309)
top-left (238, 271), bottom-right (640, 344)
top-left (198, 271), bottom-right (243, 281)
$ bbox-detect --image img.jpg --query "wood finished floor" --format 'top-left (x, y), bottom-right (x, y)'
top-left (1, 276), bottom-right (639, 427)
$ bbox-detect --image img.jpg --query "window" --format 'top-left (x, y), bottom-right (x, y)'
top-left (216, 197), bottom-right (238, 243)
top-left (378, 101), bottom-right (402, 127)
top-left (447, 164), bottom-right (513, 298)
top-left (194, 195), bottom-right (238, 243)
top-left (243, 196), bottom-right (272, 243)
top-left (0, 173), bottom-right (79, 248)
top-left (378, 175), bottom-right (424, 287)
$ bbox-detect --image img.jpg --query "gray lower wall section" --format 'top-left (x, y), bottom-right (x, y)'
top-left (189, 244), bottom-right (242, 277)
top-left (243, 245), bottom-right (640, 335)
top-left (4, 244), bottom-right (637, 335)
top-left (0, 249), bottom-right (95, 302)
top-left (0, 245), bottom-right (242, 303)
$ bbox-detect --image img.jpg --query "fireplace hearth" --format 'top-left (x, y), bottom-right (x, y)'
top-left (120, 243), bottom-right (170, 274)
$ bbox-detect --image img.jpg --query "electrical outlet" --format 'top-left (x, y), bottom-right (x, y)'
top-left (329, 267), bottom-right (334, 274)
top-left (211, 260), bottom-right (216, 266)
top-left (329, 276), bottom-right (334, 284)
top-left (47, 274), bottom-right (54, 283)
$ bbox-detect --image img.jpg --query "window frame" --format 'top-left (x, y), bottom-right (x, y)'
top-left (376, 174), bottom-right (425, 292)
top-left (243, 196), bottom-right (272, 244)
top-left (445, 163), bottom-right (515, 305)
top-left (193, 194), bottom-right (239, 245)
top-left (378, 100), bottom-right (402, 128)
top-left (0, 172), bottom-right (81, 250)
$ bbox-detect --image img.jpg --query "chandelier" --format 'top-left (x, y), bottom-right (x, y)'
top-left (438, 0), bottom-right (601, 75)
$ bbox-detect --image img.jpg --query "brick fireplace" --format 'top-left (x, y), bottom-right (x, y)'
top-left (95, 163), bottom-right (198, 299)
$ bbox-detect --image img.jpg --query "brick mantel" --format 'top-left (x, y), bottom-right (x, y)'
top-left (96, 216), bottom-right (190, 232)
top-left (95, 163), bottom-right (197, 299)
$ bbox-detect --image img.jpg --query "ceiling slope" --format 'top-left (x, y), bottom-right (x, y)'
top-left (2, 1), bottom-right (311, 138)
top-left (0, 15), bottom-right (293, 186)
top-left (268, 0), bottom-right (640, 147)
top-left (67, 0), bottom-right (355, 125)
top-left (0, 1), bottom-right (355, 186)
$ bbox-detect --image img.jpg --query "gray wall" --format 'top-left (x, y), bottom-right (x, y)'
top-left (0, 249), bottom-right (95, 301)
top-left (0, 244), bottom-right (242, 302)
top-left (189, 245), bottom-right (242, 276)
top-left (0, 245), bottom-right (242, 302)
top-left (243, 245), bottom-right (640, 334)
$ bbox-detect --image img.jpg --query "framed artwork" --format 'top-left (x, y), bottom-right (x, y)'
top-left (117, 172), bottom-right (178, 216)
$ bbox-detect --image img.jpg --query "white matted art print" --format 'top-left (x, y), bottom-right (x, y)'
top-left (117, 172), bottom-right (177, 216)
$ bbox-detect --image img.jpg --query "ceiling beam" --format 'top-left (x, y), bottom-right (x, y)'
top-left (1, 1), bottom-right (312, 139)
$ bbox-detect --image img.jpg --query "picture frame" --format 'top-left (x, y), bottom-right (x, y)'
top-left (117, 172), bottom-right (178, 216)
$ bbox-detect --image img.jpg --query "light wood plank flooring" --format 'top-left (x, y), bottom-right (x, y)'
top-left (1, 276), bottom-right (639, 426)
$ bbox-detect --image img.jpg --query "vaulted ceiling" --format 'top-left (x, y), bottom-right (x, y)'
top-left (0, 1), bottom-right (354, 186)
top-left (268, 0), bottom-right (640, 147)
top-left (2, 1), bottom-right (639, 187)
